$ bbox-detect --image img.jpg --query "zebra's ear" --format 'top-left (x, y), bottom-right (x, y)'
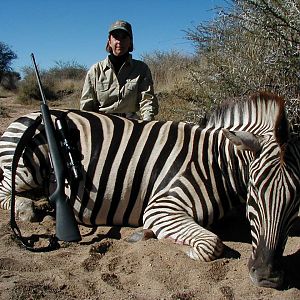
top-left (222, 129), bottom-right (262, 153)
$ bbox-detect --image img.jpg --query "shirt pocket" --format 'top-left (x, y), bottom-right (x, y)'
top-left (124, 78), bottom-right (139, 100)
top-left (126, 78), bottom-right (138, 90)
top-left (96, 80), bottom-right (112, 105)
top-left (97, 81), bottom-right (109, 91)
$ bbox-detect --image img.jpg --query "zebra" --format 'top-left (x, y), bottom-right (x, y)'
top-left (0, 92), bottom-right (299, 289)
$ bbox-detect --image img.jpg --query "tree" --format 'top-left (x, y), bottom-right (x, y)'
top-left (0, 42), bottom-right (17, 81)
top-left (184, 0), bottom-right (300, 105)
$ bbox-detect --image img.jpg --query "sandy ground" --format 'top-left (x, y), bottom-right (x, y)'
top-left (0, 96), bottom-right (299, 300)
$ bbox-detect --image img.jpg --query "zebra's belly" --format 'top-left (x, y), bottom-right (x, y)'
top-left (73, 192), bottom-right (146, 227)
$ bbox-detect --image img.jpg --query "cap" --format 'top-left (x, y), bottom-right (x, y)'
top-left (109, 20), bottom-right (133, 39)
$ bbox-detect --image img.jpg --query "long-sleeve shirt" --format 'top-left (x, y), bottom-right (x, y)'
top-left (80, 54), bottom-right (158, 121)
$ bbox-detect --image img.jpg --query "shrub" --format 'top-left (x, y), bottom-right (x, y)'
top-left (0, 42), bottom-right (17, 81)
top-left (0, 71), bottom-right (20, 90)
top-left (17, 67), bottom-right (57, 103)
top-left (184, 0), bottom-right (300, 103)
top-left (17, 61), bottom-right (86, 104)
top-left (0, 105), bottom-right (9, 117)
top-left (142, 50), bottom-right (193, 93)
top-left (48, 60), bottom-right (87, 81)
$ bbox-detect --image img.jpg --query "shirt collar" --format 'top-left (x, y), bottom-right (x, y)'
top-left (104, 54), bottom-right (133, 70)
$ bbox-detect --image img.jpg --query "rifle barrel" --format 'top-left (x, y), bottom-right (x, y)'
top-left (30, 53), bottom-right (47, 105)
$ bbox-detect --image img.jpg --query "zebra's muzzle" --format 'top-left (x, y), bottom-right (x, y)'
top-left (248, 252), bottom-right (284, 289)
top-left (249, 264), bottom-right (284, 289)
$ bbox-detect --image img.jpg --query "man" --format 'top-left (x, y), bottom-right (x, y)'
top-left (80, 20), bottom-right (158, 121)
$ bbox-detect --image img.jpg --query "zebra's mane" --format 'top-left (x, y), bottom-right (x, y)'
top-left (206, 92), bottom-right (290, 146)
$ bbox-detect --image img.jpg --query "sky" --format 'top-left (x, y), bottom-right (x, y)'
top-left (1, 0), bottom-right (228, 76)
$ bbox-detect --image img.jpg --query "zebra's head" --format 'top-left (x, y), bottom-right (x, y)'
top-left (221, 93), bottom-right (300, 289)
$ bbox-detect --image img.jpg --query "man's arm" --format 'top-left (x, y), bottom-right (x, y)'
top-left (139, 66), bottom-right (159, 121)
top-left (80, 70), bottom-right (98, 111)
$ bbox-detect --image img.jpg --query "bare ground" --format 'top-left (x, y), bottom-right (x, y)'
top-left (0, 96), bottom-right (299, 300)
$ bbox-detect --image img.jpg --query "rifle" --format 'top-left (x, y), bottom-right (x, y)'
top-left (31, 53), bottom-right (81, 242)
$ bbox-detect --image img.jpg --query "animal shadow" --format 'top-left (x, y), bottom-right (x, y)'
top-left (283, 249), bottom-right (300, 289)
top-left (211, 204), bottom-right (251, 244)
top-left (209, 205), bottom-right (251, 260)
top-left (80, 226), bottom-right (122, 245)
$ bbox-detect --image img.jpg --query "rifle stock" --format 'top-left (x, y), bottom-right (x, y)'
top-left (31, 54), bottom-right (81, 242)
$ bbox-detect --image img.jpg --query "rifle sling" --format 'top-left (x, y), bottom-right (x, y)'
top-left (10, 114), bottom-right (60, 252)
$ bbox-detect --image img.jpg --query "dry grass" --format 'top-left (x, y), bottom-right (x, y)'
top-left (0, 86), bottom-right (14, 98)
top-left (0, 106), bottom-right (9, 117)
top-left (156, 92), bottom-right (204, 124)
top-left (50, 89), bottom-right (82, 110)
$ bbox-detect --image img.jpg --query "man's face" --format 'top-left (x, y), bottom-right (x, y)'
top-left (109, 30), bottom-right (131, 56)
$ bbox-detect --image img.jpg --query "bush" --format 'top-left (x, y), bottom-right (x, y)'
top-left (17, 61), bottom-right (87, 104)
top-left (142, 50), bottom-right (209, 119)
top-left (17, 67), bottom-right (57, 103)
top-left (0, 71), bottom-right (20, 90)
top-left (184, 0), bottom-right (300, 104)
top-left (48, 60), bottom-right (87, 81)
top-left (142, 50), bottom-right (192, 93)
top-left (0, 105), bottom-right (9, 117)
top-left (0, 42), bottom-right (17, 80)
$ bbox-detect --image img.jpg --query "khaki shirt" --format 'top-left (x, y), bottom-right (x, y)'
top-left (80, 55), bottom-right (158, 121)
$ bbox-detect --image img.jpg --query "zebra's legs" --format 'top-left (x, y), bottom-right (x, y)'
top-left (0, 193), bottom-right (36, 222)
top-left (143, 207), bottom-right (224, 262)
top-left (15, 197), bottom-right (35, 222)
top-left (0, 190), bottom-right (50, 222)
top-left (16, 197), bottom-right (52, 222)
top-left (0, 166), bottom-right (50, 221)
top-left (126, 228), bottom-right (156, 243)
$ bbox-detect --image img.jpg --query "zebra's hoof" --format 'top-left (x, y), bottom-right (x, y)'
top-left (126, 228), bottom-right (156, 243)
top-left (15, 198), bottom-right (35, 222)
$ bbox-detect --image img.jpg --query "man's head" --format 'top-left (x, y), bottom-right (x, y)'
top-left (106, 20), bottom-right (133, 54)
